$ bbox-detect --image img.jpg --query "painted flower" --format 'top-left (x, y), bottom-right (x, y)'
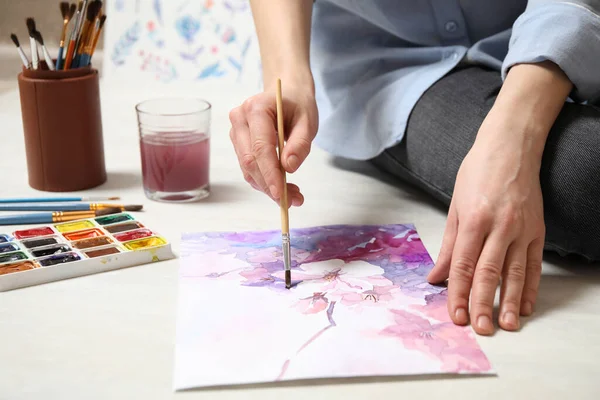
top-left (381, 309), bottom-right (492, 373)
top-left (411, 292), bottom-right (451, 322)
top-left (239, 266), bottom-right (288, 292)
top-left (176, 15), bottom-right (201, 42)
top-left (295, 292), bottom-right (330, 314)
top-left (279, 259), bottom-right (393, 294)
top-left (221, 27), bottom-right (236, 44)
top-left (340, 285), bottom-right (399, 309)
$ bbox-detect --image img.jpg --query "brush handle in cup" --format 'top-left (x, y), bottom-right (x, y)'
top-left (56, 47), bottom-right (65, 70)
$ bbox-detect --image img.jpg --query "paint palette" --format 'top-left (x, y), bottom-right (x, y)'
top-left (0, 213), bottom-right (174, 291)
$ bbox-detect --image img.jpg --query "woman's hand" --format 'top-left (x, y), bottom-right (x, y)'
top-left (229, 82), bottom-right (318, 206)
top-left (427, 119), bottom-right (545, 334)
top-left (427, 61), bottom-right (573, 335)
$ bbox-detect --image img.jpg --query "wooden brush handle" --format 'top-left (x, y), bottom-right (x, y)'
top-left (276, 79), bottom-right (289, 234)
top-left (64, 41), bottom-right (77, 69)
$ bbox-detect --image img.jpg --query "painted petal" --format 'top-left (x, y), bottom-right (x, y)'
top-left (295, 295), bottom-right (329, 314)
top-left (340, 292), bottom-right (364, 306)
top-left (340, 260), bottom-right (386, 279)
top-left (296, 259), bottom-right (344, 276)
top-left (239, 267), bottom-right (269, 281)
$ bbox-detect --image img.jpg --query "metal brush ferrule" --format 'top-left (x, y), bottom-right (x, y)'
top-left (282, 233), bottom-right (291, 271)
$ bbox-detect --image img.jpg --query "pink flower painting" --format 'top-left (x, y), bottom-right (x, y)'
top-left (175, 224), bottom-right (493, 390)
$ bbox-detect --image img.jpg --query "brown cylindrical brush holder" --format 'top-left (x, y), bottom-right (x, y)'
top-left (17, 64), bottom-right (107, 192)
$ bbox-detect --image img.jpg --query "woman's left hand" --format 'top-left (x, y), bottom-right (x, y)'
top-left (427, 110), bottom-right (546, 335)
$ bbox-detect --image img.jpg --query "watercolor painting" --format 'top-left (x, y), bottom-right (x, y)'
top-left (174, 224), bottom-right (493, 390)
top-left (103, 0), bottom-right (261, 86)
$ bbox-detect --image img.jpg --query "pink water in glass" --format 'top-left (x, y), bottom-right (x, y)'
top-left (140, 132), bottom-right (210, 200)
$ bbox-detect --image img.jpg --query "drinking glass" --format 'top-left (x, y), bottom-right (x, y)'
top-left (136, 98), bottom-right (211, 202)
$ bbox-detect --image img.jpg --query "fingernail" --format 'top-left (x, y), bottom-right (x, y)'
top-left (503, 311), bottom-right (518, 329)
top-left (291, 196), bottom-right (303, 207)
top-left (269, 185), bottom-right (278, 199)
top-left (477, 315), bottom-right (493, 333)
top-left (287, 155), bottom-right (300, 172)
top-left (455, 308), bottom-right (468, 324)
top-left (522, 302), bottom-right (533, 316)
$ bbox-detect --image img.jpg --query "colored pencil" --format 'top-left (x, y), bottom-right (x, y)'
top-left (0, 208), bottom-right (121, 226)
top-left (0, 204), bottom-right (142, 212)
top-left (275, 78), bottom-right (292, 289)
top-left (0, 196), bottom-right (119, 203)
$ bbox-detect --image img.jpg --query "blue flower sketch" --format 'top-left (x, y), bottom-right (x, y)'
top-left (176, 15), bottom-right (201, 42)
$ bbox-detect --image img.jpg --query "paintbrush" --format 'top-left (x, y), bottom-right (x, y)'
top-left (73, 0), bottom-right (101, 68)
top-left (81, 13), bottom-right (106, 67)
top-left (64, 1), bottom-right (84, 69)
top-left (0, 204), bottom-right (143, 212)
top-left (31, 30), bottom-right (55, 71)
top-left (56, 2), bottom-right (77, 70)
top-left (10, 34), bottom-right (31, 69)
top-left (25, 18), bottom-right (39, 70)
top-left (0, 196), bottom-right (120, 203)
top-left (275, 78), bottom-right (292, 289)
top-left (0, 208), bottom-right (121, 226)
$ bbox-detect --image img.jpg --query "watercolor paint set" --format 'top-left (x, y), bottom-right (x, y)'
top-left (0, 212), bottom-right (173, 291)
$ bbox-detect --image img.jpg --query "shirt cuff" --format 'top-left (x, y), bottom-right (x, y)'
top-left (502, 2), bottom-right (600, 102)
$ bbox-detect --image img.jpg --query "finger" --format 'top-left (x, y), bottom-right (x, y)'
top-left (271, 183), bottom-right (304, 207)
top-left (499, 241), bottom-right (527, 331)
top-left (470, 232), bottom-right (509, 335)
top-left (229, 113), bottom-right (270, 193)
top-left (428, 204), bottom-right (458, 284)
top-left (287, 184), bottom-right (304, 207)
top-left (447, 222), bottom-right (486, 326)
top-left (282, 116), bottom-right (315, 173)
top-left (521, 237), bottom-right (544, 316)
top-left (245, 100), bottom-right (284, 200)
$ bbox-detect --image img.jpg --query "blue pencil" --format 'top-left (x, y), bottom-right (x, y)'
top-left (0, 196), bottom-right (119, 204)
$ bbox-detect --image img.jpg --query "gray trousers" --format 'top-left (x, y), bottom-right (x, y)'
top-left (371, 65), bottom-right (600, 261)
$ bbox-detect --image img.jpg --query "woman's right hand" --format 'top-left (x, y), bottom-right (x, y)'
top-left (229, 82), bottom-right (318, 207)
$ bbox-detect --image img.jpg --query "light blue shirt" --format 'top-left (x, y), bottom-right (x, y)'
top-left (310, 0), bottom-right (600, 160)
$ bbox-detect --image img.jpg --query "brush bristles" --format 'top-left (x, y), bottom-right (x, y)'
top-left (95, 207), bottom-right (122, 217)
top-left (77, 1), bottom-right (83, 12)
top-left (32, 30), bottom-right (44, 46)
top-left (99, 14), bottom-right (106, 27)
top-left (285, 270), bottom-right (291, 289)
top-left (10, 33), bottom-right (19, 47)
top-left (60, 2), bottom-right (70, 19)
top-left (69, 3), bottom-right (77, 19)
top-left (123, 205), bottom-right (144, 212)
top-left (87, 1), bottom-right (101, 21)
top-left (26, 18), bottom-right (36, 36)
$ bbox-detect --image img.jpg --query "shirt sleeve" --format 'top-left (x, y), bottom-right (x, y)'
top-left (501, 0), bottom-right (600, 102)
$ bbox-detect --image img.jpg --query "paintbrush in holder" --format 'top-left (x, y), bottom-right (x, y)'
top-left (11, 2), bottom-right (109, 192)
